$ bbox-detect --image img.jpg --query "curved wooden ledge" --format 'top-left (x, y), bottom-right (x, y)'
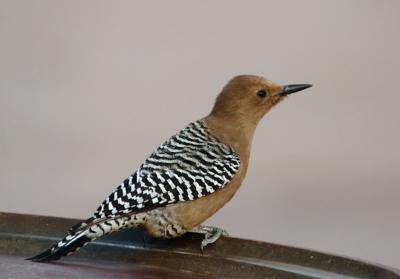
top-left (0, 212), bottom-right (399, 279)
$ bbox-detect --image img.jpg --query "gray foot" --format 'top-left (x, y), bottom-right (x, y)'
top-left (191, 225), bottom-right (229, 251)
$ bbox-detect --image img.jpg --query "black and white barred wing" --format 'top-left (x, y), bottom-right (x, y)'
top-left (93, 121), bottom-right (240, 220)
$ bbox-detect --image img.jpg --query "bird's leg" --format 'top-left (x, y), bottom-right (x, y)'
top-left (191, 225), bottom-right (229, 252)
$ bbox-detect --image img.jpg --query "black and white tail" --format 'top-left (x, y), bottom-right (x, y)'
top-left (27, 215), bottom-right (143, 262)
top-left (26, 229), bottom-right (93, 262)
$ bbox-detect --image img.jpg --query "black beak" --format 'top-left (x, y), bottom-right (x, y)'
top-left (278, 84), bottom-right (312, 96)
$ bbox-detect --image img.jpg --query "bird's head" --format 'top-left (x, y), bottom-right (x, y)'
top-left (210, 75), bottom-right (312, 126)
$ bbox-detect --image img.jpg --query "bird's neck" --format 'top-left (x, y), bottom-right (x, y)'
top-left (203, 114), bottom-right (256, 165)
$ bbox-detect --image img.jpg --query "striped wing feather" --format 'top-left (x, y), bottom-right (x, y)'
top-left (81, 121), bottom-right (240, 229)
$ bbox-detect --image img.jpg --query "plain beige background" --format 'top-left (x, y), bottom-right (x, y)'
top-left (1, 0), bottom-right (400, 269)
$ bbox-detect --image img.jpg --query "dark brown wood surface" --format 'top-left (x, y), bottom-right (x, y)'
top-left (1, 212), bottom-right (399, 279)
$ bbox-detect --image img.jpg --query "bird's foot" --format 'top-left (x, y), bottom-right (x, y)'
top-left (191, 225), bottom-right (229, 252)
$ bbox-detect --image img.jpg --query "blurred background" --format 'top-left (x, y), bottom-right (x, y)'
top-left (1, 0), bottom-right (399, 269)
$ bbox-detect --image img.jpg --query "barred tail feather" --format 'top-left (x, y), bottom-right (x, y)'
top-left (26, 230), bottom-right (92, 262)
top-left (68, 217), bottom-right (95, 233)
top-left (27, 215), bottom-right (144, 262)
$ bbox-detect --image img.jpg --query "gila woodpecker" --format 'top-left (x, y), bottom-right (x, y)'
top-left (28, 75), bottom-right (311, 262)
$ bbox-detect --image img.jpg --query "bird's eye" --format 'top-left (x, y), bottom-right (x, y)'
top-left (256, 90), bottom-right (267, 98)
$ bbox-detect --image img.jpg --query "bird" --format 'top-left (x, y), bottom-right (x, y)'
top-left (27, 75), bottom-right (312, 262)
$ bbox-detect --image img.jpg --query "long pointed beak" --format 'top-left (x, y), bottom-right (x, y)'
top-left (277, 84), bottom-right (312, 96)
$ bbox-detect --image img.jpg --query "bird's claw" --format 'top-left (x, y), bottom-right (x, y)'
top-left (193, 226), bottom-right (228, 253)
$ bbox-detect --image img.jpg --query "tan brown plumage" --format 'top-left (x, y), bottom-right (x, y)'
top-left (164, 75), bottom-right (286, 230)
top-left (28, 75), bottom-right (311, 262)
